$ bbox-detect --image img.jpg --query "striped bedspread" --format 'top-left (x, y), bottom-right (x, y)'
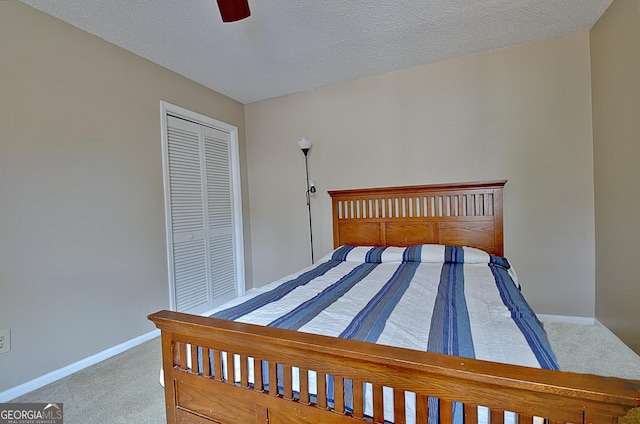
top-left (208, 244), bottom-right (559, 423)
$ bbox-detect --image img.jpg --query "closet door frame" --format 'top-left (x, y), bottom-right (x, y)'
top-left (160, 101), bottom-right (245, 312)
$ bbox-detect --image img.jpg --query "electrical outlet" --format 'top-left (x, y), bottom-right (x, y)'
top-left (0, 329), bottom-right (10, 354)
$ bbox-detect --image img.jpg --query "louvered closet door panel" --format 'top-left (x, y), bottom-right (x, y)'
top-left (173, 240), bottom-right (208, 311)
top-left (203, 127), bottom-right (236, 303)
top-left (167, 116), bottom-right (210, 313)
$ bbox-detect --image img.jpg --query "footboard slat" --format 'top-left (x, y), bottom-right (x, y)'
top-left (519, 414), bottom-right (533, 424)
top-left (201, 347), bottom-right (211, 377)
top-left (268, 361), bottom-right (277, 396)
top-left (228, 352), bottom-right (236, 383)
top-left (253, 358), bottom-right (264, 391)
top-left (176, 341), bottom-right (186, 371)
top-left (416, 393), bottom-right (429, 422)
top-left (491, 408), bottom-right (505, 424)
top-left (240, 355), bottom-right (249, 387)
top-left (317, 371), bottom-right (327, 408)
top-left (283, 364), bottom-right (293, 399)
top-left (441, 398), bottom-right (453, 423)
top-left (393, 388), bottom-right (405, 424)
top-left (464, 402), bottom-right (479, 424)
top-left (299, 367), bottom-right (309, 404)
top-left (334, 376), bottom-right (345, 412)
top-left (150, 311), bottom-right (640, 424)
top-left (373, 383), bottom-right (384, 422)
top-left (352, 379), bottom-right (364, 418)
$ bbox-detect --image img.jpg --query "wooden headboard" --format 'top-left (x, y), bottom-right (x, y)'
top-left (328, 180), bottom-right (507, 256)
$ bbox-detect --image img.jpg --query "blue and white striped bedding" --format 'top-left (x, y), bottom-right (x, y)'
top-left (207, 244), bottom-right (559, 423)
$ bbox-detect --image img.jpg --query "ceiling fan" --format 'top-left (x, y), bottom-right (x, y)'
top-left (216, 0), bottom-right (251, 22)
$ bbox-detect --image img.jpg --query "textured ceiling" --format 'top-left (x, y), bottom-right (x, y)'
top-left (21, 0), bottom-right (612, 104)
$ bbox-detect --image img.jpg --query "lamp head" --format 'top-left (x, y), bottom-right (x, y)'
top-left (298, 138), bottom-right (311, 156)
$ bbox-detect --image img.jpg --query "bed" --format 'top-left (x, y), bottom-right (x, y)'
top-left (149, 180), bottom-right (639, 424)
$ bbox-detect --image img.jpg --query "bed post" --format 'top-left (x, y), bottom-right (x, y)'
top-left (492, 182), bottom-right (505, 256)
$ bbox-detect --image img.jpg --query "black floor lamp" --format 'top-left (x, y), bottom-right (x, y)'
top-left (298, 138), bottom-right (316, 264)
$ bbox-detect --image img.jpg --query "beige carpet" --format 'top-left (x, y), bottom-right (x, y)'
top-left (10, 323), bottom-right (640, 423)
top-left (543, 321), bottom-right (640, 380)
top-left (12, 337), bottom-right (165, 424)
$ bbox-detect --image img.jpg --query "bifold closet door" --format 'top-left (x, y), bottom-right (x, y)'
top-left (165, 115), bottom-right (237, 314)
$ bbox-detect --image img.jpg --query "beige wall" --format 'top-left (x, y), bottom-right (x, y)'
top-left (245, 33), bottom-right (596, 318)
top-left (0, 2), bottom-right (249, 392)
top-left (591, 0), bottom-right (640, 353)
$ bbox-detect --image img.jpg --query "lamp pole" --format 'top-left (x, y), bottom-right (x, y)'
top-left (298, 138), bottom-right (315, 264)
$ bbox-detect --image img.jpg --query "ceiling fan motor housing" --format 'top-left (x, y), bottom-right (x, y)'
top-left (217, 0), bottom-right (251, 22)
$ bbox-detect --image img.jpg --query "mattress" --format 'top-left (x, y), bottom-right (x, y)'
top-left (205, 244), bottom-right (559, 423)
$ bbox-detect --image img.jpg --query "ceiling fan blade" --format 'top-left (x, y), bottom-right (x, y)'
top-left (217, 0), bottom-right (251, 22)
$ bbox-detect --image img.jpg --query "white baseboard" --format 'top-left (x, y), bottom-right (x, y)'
top-left (594, 318), bottom-right (606, 329)
top-left (0, 329), bottom-right (160, 402)
top-left (537, 314), bottom-right (596, 325)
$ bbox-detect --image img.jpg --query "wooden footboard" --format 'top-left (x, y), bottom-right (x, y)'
top-left (149, 310), bottom-right (639, 424)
